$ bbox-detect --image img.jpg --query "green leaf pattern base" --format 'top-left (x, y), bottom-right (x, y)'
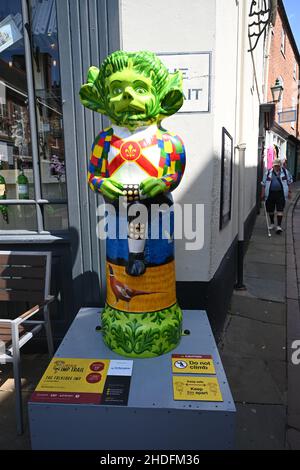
top-left (101, 303), bottom-right (183, 358)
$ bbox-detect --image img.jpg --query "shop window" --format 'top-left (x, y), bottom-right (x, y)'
top-left (0, 0), bottom-right (68, 232)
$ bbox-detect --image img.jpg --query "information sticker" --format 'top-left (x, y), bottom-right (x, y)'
top-left (173, 376), bottom-right (223, 402)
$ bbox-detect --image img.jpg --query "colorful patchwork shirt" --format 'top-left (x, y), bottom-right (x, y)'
top-left (87, 124), bottom-right (186, 193)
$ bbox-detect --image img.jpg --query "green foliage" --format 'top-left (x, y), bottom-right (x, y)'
top-left (110, 319), bottom-right (160, 355)
top-left (162, 323), bottom-right (181, 346)
top-left (143, 311), bottom-right (167, 325)
top-left (100, 303), bottom-right (183, 358)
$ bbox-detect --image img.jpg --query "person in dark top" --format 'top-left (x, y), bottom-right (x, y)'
top-left (261, 158), bottom-right (293, 234)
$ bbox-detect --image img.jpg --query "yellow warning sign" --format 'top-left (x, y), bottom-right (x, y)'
top-left (172, 354), bottom-right (216, 374)
top-left (173, 376), bottom-right (223, 401)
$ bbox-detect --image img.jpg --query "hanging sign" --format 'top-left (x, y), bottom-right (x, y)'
top-left (0, 15), bottom-right (22, 53)
top-left (278, 109), bottom-right (297, 124)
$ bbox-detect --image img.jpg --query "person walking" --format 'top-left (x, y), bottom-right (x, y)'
top-left (261, 158), bottom-right (293, 234)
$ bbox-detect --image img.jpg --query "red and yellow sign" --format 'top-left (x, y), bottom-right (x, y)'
top-left (31, 358), bottom-right (110, 404)
top-left (106, 261), bottom-right (176, 312)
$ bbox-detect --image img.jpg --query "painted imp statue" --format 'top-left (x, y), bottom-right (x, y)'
top-left (80, 50), bottom-right (186, 358)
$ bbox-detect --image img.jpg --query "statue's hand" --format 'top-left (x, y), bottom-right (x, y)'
top-left (140, 177), bottom-right (167, 198)
top-left (100, 178), bottom-right (124, 201)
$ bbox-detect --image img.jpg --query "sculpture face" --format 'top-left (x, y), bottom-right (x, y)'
top-left (79, 50), bottom-right (184, 131)
top-left (106, 68), bottom-right (157, 129)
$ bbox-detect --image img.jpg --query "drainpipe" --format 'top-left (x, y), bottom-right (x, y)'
top-left (236, 143), bottom-right (246, 289)
top-left (263, 23), bottom-right (273, 103)
top-left (235, 0), bottom-right (248, 290)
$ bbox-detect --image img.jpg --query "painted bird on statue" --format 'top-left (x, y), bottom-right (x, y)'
top-left (108, 265), bottom-right (163, 304)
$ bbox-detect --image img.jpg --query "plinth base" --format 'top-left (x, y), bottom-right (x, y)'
top-left (28, 308), bottom-right (236, 450)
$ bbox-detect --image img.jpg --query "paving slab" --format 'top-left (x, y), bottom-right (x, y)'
top-left (287, 363), bottom-right (300, 417)
top-left (236, 403), bottom-right (286, 450)
top-left (247, 241), bottom-right (286, 253)
top-left (230, 294), bottom-right (285, 325)
top-left (0, 354), bottom-right (49, 393)
top-left (245, 248), bottom-right (285, 266)
top-left (244, 262), bottom-right (285, 282)
top-left (286, 278), bottom-right (299, 301)
top-left (292, 233), bottom-right (300, 242)
top-left (0, 390), bottom-right (31, 449)
top-left (287, 413), bottom-right (300, 432)
top-left (220, 354), bottom-right (285, 404)
top-left (244, 276), bottom-right (285, 302)
top-left (0, 365), bottom-right (10, 388)
top-left (220, 315), bottom-right (286, 361)
top-left (251, 232), bottom-right (286, 245)
top-left (286, 253), bottom-right (296, 271)
top-left (286, 429), bottom-right (300, 450)
top-left (266, 359), bottom-right (287, 401)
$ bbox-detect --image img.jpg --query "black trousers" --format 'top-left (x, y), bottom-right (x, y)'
top-left (266, 190), bottom-right (285, 213)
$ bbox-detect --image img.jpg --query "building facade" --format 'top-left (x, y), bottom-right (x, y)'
top-left (0, 0), bottom-right (269, 344)
top-left (264, 0), bottom-right (300, 178)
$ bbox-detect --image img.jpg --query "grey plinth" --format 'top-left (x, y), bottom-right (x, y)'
top-left (28, 308), bottom-right (236, 450)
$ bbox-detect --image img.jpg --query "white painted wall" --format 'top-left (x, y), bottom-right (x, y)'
top-left (209, 0), bottom-right (265, 277)
top-left (120, 0), bottom-right (264, 282)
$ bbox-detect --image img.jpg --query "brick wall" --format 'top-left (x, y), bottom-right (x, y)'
top-left (268, 8), bottom-right (299, 138)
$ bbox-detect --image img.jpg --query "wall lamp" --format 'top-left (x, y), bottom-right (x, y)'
top-left (271, 78), bottom-right (284, 103)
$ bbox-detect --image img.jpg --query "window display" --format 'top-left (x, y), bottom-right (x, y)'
top-left (0, 0), bottom-right (68, 231)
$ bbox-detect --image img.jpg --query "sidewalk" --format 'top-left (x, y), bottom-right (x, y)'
top-left (219, 181), bottom-right (300, 450)
top-left (0, 353), bottom-right (49, 449)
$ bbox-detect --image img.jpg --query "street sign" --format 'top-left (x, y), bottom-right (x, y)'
top-left (278, 109), bottom-right (297, 123)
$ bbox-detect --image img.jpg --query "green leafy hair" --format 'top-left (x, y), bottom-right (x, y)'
top-left (79, 50), bottom-right (183, 120)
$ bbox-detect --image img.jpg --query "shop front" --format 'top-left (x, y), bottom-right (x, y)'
top-left (0, 0), bottom-right (120, 344)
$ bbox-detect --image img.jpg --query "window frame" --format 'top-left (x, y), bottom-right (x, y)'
top-left (281, 29), bottom-right (286, 56)
top-left (293, 61), bottom-right (297, 81)
top-left (291, 96), bottom-right (296, 130)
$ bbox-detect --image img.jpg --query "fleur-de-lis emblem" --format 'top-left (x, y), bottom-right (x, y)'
top-left (125, 144), bottom-right (136, 159)
top-left (120, 141), bottom-right (141, 161)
